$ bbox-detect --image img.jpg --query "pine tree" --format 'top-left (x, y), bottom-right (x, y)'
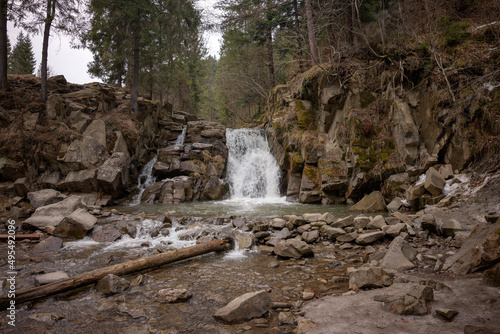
top-left (9, 31), bottom-right (36, 74)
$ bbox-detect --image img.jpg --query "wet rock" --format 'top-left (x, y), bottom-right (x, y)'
top-left (91, 224), bottom-right (122, 242)
top-left (213, 290), bottom-right (272, 324)
top-left (28, 312), bottom-right (65, 327)
top-left (348, 266), bottom-right (392, 290)
top-left (482, 263), bottom-right (500, 287)
top-left (95, 274), bottom-right (130, 295)
top-left (35, 271), bottom-right (69, 286)
top-left (366, 215), bottom-right (387, 230)
top-left (319, 226), bottom-right (346, 240)
top-left (156, 288), bottom-right (192, 303)
top-left (27, 189), bottom-right (67, 208)
top-left (23, 196), bottom-right (87, 231)
top-left (302, 230), bottom-right (319, 243)
top-left (234, 233), bottom-right (254, 249)
top-left (349, 191), bottom-right (387, 212)
top-left (233, 217), bottom-right (246, 228)
top-left (53, 208), bottom-right (97, 239)
top-left (355, 231), bottom-right (385, 245)
top-left (380, 236), bottom-right (416, 270)
top-left (116, 221), bottom-right (138, 238)
top-left (424, 167), bottom-right (445, 196)
top-left (444, 222), bottom-right (500, 274)
top-left (274, 239), bottom-right (313, 259)
top-left (33, 236), bottom-right (63, 254)
top-left (441, 219), bottom-right (462, 237)
top-left (96, 152), bottom-right (130, 194)
top-left (435, 308), bottom-right (458, 321)
top-left (374, 284), bottom-right (433, 315)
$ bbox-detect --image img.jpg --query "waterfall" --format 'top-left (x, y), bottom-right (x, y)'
top-left (175, 126), bottom-right (187, 148)
top-left (130, 153), bottom-right (158, 206)
top-left (226, 128), bottom-right (281, 199)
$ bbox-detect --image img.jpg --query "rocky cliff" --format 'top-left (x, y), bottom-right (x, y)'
top-left (265, 36), bottom-right (499, 206)
top-left (0, 74), bottom-right (229, 214)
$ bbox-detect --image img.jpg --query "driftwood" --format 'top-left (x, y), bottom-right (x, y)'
top-left (0, 234), bottom-right (40, 241)
top-left (0, 239), bottom-right (230, 308)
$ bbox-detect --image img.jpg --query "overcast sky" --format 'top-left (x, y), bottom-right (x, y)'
top-left (7, 0), bottom-right (222, 85)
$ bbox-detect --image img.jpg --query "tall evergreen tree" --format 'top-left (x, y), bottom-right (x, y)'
top-left (9, 31), bottom-right (36, 74)
top-left (0, 0), bottom-right (9, 90)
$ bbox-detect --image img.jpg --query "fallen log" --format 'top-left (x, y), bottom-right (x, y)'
top-left (0, 234), bottom-right (40, 241)
top-left (0, 239), bottom-right (230, 308)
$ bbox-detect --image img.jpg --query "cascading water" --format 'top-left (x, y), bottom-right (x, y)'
top-left (175, 125), bottom-right (187, 148)
top-left (225, 128), bottom-right (282, 200)
top-left (130, 153), bottom-right (158, 206)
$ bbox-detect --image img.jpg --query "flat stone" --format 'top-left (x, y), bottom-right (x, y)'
top-left (27, 189), bottom-right (66, 208)
top-left (385, 223), bottom-right (408, 238)
top-left (441, 219), bottom-right (462, 237)
top-left (156, 288), bottom-right (192, 303)
top-left (303, 213), bottom-right (322, 222)
top-left (213, 290), bottom-right (272, 324)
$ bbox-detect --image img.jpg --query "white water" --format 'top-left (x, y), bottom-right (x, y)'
top-left (225, 128), bottom-right (282, 200)
top-left (130, 154), bottom-right (158, 206)
top-left (175, 126), bottom-right (187, 148)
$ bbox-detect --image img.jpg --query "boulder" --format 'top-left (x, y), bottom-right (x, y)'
top-left (380, 236), bottom-right (416, 270)
top-left (387, 198), bottom-right (403, 212)
top-left (63, 136), bottom-right (109, 171)
top-left (234, 233), bottom-right (254, 249)
top-left (91, 224), bottom-right (123, 243)
top-left (33, 236), bottom-right (63, 254)
top-left (443, 222), bottom-right (500, 274)
top-left (23, 196), bottom-right (87, 231)
top-left (27, 189), bottom-right (66, 208)
top-left (270, 218), bottom-right (286, 229)
top-left (35, 271), bottom-right (69, 286)
top-left (331, 215), bottom-right (354, 228)
top-left (441, 218), bottom-right (462, 237)
top-left (318, 212), bottom-right (335, 224)
top-left (60, 169), bottom-right (97, 193)
top-left (319, 226), bottom-right (346, 240)
top-left (482, 263), bottom-right (500, 287)
top-left (385, 223), bottom-right (408, 238)
top-left (274, 239), bottom-right (314, 259)
top-left (366, 215), bottom-right (387, 230)
top-left (52, 208), bottom-right (97, 239)
top-left (303, 213), bottom-right (322, 222)
top-left (82, 119), bottom-right (107, 148)
top-left (156, 288), bottom-right (192, 303)
top-left (374, 284), bottom-right (433, 315)
top-left (96, 152), bottom-right (130, 194)
top-left (348, 266), bottom-right (392, 290)
top-left (213, 290), bottom-right (272, 324)
top-left (95, 274), bottom-right (130, 295)
top-left (201, 176), bottom-right (229, 200)
top-left (302, 230), bottom-right (319, 244)
top-left (275, 228), bottom-right (291, 239)
top-left (349, 191), bottom-right (387, 212)
top-left (424, 167), bottom-right (445, 196)
top-left (355, 231), bottom-right (385, 245)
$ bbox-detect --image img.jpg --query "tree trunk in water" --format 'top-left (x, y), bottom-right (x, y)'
top-left (0, 240), bottom-right (230, 308)
top-left (0, 0), bottom-right (8, 91)
top-left (41, 0), bottom-right (55, 103)
top-left (305, 0), bottom-right (320, 65)
top-left (130, 13), bottom-right (141, 116)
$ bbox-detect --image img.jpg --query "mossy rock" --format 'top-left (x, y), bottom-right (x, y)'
top-left (295, 100), bottom-right (316, 130)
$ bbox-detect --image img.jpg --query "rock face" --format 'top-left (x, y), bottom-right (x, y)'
top-left (213, 290), bottom-right (272, 324)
